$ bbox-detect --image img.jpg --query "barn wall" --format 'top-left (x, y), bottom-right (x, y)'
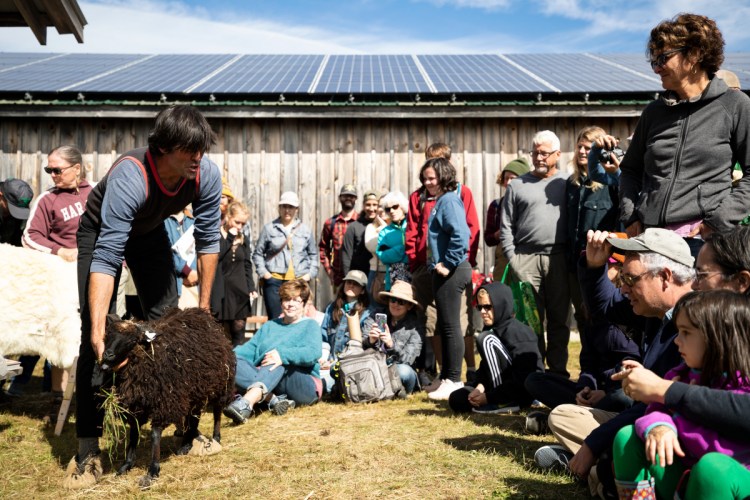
top-left (0, 114), bottom-right (640, 308)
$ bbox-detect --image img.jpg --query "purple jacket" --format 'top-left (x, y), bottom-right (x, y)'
top-left (635, 363), bottom-right (750, 467)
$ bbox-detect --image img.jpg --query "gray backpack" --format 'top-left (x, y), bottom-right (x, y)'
top-left (335, 348), bottom-right (406, 403)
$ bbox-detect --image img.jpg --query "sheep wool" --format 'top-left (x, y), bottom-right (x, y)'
top-left (0, 243), bottom-right (79, 369)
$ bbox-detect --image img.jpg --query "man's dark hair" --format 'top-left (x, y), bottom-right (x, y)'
top-left (148, 105), bottom-right (216, 155)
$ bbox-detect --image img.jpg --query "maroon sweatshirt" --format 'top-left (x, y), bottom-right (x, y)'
top-left (22, 180), bottom-right (93, 254)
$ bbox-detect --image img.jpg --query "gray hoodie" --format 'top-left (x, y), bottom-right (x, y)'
top-left (619, 77), bottom-right (750, 232)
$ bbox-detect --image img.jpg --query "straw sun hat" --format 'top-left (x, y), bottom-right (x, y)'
top-left (378, 280), bottom-right (420, 308)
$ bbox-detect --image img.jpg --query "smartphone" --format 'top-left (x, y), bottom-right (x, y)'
top-left (375, 313), bottom-right (387, 331)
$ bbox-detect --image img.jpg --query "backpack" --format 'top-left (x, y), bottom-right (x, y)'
top-left (333, 348), bottom-right (406, 403)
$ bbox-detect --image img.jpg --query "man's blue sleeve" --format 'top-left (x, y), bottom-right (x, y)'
top-left (91, 162), bottom-right (147, 276)
top-left (192, 157), bottom-right (222, 254)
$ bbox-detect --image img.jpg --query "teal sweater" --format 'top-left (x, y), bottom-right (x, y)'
top-left (234, 318), bottom-right (322, 378)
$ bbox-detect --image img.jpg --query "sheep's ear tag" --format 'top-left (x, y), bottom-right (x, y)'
top-left (145, 331), bottom-right (157, 343)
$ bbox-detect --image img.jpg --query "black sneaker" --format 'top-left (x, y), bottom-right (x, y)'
top-left (525, 410), bottom-right (550, 435)
top-left (269, 394), bottom-right (295, 416)
top-left (534, 444), bottom-right (574, 472)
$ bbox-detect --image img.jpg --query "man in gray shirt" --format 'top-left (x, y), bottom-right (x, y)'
top-left (500, 130), bottom-right (571, 377)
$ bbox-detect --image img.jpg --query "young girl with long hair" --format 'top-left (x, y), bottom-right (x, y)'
top-left (612, 290), bottom-right (750, 499)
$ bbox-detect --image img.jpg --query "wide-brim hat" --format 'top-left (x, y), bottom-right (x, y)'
top-left (607, 228), bottom-right (694, 268)
top-left (378, 280), bottom-right (420, 308)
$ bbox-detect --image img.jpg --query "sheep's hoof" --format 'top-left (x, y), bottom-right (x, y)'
top-left (138, 474), bottom-right (157, 489)
top-left (116, 461), bottom-right (133, 475)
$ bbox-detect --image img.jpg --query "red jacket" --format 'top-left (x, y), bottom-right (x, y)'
top-left (405, 184), bottom-right (480, 271)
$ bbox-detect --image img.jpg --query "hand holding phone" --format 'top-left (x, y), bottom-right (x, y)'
top-left (375, 313), bottom-right (387, 332)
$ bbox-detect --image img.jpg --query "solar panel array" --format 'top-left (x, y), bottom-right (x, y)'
top-left (0, 52), bottom-right (747, 95)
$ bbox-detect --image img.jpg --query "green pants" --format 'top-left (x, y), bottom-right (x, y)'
top-left (613, 425), bottom-right (685, 498)
top-left (614, 425), bottom-right (750, 499)
top-left (685, 452), bottom-right (750, 499)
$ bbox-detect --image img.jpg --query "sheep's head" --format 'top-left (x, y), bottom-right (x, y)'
top-left (100, 315), bottom-right (140, 372)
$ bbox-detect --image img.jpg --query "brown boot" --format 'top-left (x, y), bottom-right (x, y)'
top-left (62, 453), bottom-right (103, 490)
top-left (615, 477), bottom-right (656, 500)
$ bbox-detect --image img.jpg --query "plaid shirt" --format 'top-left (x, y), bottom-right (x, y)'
top-left (319, 211), bottom-right (358, 286)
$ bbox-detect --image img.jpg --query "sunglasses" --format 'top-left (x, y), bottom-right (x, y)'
top-left (649, 47), bottom-right (685, 69)
top-left (619, 270), bottom-right (653, 287)
top-left (389, 297), bottom-right (407, 306)
top-left (475, 304), bottom-right (493, 312)
top-left (44, 165), bottom-right (77, 175)
top-left (386, 205), bottom-right (401, 212)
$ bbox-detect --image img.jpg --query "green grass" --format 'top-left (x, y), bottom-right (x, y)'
top-left (0, 341), bottom-right (586, 499)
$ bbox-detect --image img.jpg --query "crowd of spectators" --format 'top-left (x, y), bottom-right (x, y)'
top-left (2, 11), bottom-right (750, 497)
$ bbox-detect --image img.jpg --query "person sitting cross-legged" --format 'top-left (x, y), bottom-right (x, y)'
top-left (224, 279), bottom-right (322, 423)
top-left (448, 282), bottom-right (544, 414)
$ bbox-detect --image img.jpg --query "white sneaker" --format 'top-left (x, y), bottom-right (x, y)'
top-left (428, 379), bottom-right (464, 401)
top-left (423, 377), bottom-right (443, 393)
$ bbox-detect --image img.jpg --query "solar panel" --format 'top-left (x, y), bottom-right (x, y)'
top-left (0, 53), bottom-right (145, 92)
top-left (67, 54), bottom-right (239, 93)
top-left (418, 54), bottom-right (550, 94)
top-left (506, 53), bottom-right (660, 93)
top-left (191, 54), bottom-right (323, 94)
top-left (313, 55), bottom-right (431, 94)
top-left (0, 52), bottom-right (58, 72)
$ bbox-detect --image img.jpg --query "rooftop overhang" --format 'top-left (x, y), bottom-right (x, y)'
top-left (0, 0), bottom-right (87, 44)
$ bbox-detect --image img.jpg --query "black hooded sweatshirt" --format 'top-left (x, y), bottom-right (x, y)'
top-left (478, 282), bottom-right (545, 406)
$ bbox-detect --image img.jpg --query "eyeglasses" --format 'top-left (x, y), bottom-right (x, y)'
top-left (386, 205), bottom-right (401, 212)
top-left (650, 47), bottom-right (685, 69)
top-left (531, 150), bottom-right (557, 160)
top-left (389, 297), bottom-right (407, 306)
top-left (475, 304), bottom-right (493, 312)
top-left (44, 165), bottom-right (77, 175)
top-left (619, 270), bottom-right (653, 287)
top-left (695, 270), bottom-right (728, 283)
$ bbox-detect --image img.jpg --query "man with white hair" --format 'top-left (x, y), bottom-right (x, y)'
top-left (500, 130), bottom-right (571, 377)
top-left (535, 228), bottom-right (694, 490)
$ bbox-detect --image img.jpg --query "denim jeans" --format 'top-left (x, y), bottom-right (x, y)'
top-left (395, 363), bottom-right (417, 394)
top-left (262, 277), bottom-right (283, 320)
top-left (235, 358), bottom-right (319, 406)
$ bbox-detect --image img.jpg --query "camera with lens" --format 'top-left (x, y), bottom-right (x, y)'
top-left (598, 146), bottom-right (625, 164)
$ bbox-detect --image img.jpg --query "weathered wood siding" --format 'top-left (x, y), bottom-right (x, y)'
top-left (0, 115), bottom-right (640, 308)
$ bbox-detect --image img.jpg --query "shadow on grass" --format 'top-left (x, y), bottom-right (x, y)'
top-left (407, 403), bottom-right (535, 434)
top-left (500, 476), bottom-right (589, 499)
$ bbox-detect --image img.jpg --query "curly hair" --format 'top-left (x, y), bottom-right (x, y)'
top-left (647, 13), bottom-right (725, 75)
top-left (419, 157), bottom-right (458, 193)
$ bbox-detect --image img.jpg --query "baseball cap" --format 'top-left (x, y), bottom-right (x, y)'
top-left (279, 191), bottom-right (299, 208)
top-left (1, 179), bottom-right (33, 220)
top-left (363, 189), bottom-right (379, 201)
top-left (340, 184), bottom-right (357, 197)
top-left (607, 228), bottom-right (694, 268)
top-left (343, 270), bottom-right (368, 287)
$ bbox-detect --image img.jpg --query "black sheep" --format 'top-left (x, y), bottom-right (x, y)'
top-left (96, 307), bottom-right (236, 488)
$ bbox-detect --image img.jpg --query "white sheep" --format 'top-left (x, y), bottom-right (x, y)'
top-left (0, 243), bottom-right (80, 369)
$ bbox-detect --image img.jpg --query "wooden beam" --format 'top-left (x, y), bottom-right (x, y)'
top-left (11, 0), bottom-right (47, 44)
top-left (42, 0), bottom-right (85, 42)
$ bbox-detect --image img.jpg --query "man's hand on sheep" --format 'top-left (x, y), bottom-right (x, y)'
top-left (261, 349), bottom-right (282, 371)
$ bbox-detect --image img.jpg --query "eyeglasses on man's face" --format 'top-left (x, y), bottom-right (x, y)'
top-left (531, 150), bottom-right (557, 160)
top-left (619, 270), bottom-right (653, 287)
top-left (475, 304), bottom-right (493, 312)
top-left (649, 47), bottom-right (685, 69)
